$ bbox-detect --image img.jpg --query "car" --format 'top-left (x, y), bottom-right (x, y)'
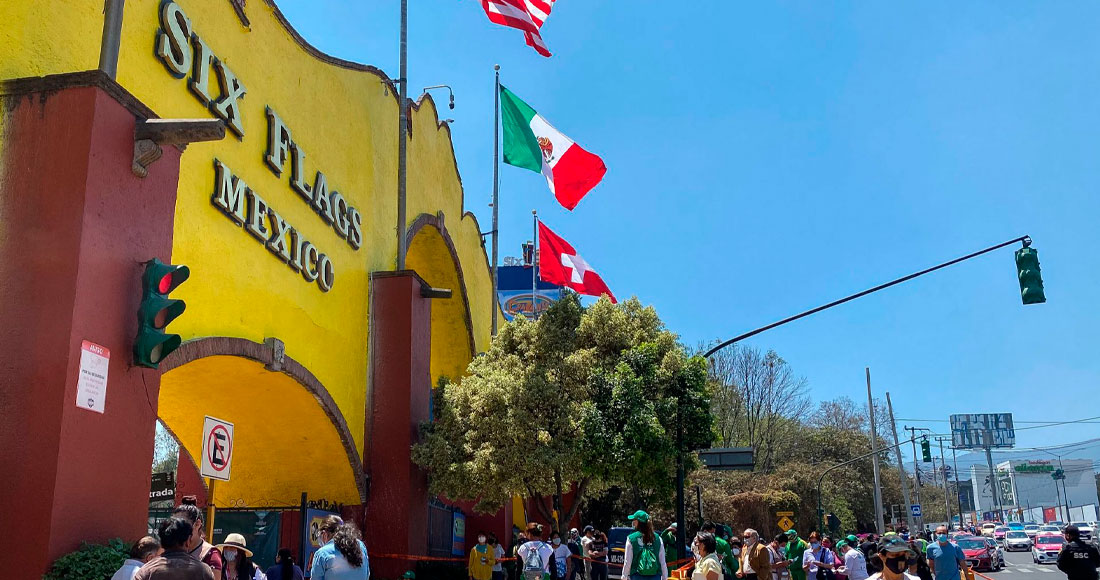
top-left (1033, 533), bottom-right (1065, 564)
top-left (1039, 525), bottom-right (1060, 535)
top-left (607, 526), bottom-right (632, 580)
top-left (994, 527), bottom-right (1009, 541)
top-left (986, 537), bottom-right (1006, 567)
top-left (1050, 521), bottom-right (1066, 529)
top-left (1007, 522), bottom-right (1025, 531)
top-left (958, 536), bottom-right (1003, 571)
top-left (981, 523), bottom-right (998, 537)
top-left (1024, 524), bottom-right (1041, 538)
top-left (1070, 522), bottom-right (1094, 541)
top-left (1004, 530), bottom-right (1032, 551)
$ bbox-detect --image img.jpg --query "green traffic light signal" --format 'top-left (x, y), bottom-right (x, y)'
top-left (1015, 245), bottom-right (1046, 305)
top-left (921, 439), bottom-right (932, 463)
top-left (134, 258), bottom-right (189, 368)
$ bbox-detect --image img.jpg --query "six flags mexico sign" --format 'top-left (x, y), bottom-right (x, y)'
top-left (155, 0), bottom-right (364, 292)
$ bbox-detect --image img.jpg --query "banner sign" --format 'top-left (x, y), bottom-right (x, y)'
top-left (452, 511), bottom-right (466, 556)
top-left (149, 472), bottom-right (176, 504)
top-left (950, 413), bottom-right (1015, 449)
top-left (212, 511), bottom-right (281, 570)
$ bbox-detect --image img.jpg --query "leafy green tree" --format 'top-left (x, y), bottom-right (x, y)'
top-left (412, 293), bottom-right (714, 532)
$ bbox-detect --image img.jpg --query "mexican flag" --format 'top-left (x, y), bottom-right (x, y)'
top-left (500, 85), bottom-right (606, 210)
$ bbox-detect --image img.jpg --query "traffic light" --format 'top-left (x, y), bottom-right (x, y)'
top-left (921, 438), bottom-right (932, 462)
top-left (1015, 244), bottom-right (1046, 305)
top-left (1052, 468), bottom-right (1065, 480)
top-left (134, 258), bottom-right (189, 368)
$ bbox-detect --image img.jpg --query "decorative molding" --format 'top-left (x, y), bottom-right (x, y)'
top-left (161, 336), bottom-right (369, 505)
top-left (229, 0), bottom-right (250, 26)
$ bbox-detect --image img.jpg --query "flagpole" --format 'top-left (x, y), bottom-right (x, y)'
top-left (395, 0), bottom-right (409, 270)
top-left (532, 210), bottom-right (538, 319)
top-left (491, 65), bottom-right (501, 335)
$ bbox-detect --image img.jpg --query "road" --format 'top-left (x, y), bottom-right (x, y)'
top-left (985, 546), bottom-right (1064, 580)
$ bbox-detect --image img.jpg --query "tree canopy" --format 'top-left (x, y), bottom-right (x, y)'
top-left (412, 293), bottom-right (714, 532)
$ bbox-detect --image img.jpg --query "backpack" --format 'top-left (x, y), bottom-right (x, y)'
top-left (631, 534), bottom-right (662, 576)
top-left (524, 541), bottom-right (547, 580)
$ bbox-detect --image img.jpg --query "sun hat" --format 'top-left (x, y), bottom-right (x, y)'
top-left (627, 510), bottom-right (650, 523)
top-left (216, 533), bottom-right (253, 557)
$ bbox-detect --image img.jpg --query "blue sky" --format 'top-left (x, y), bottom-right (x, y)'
top-left (277, 2), bottom-right (1100, 459)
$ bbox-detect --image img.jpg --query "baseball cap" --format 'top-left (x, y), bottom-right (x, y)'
top-left (879, 537), bottom-right (915, 557)
top-left (785, 529), bottom-right (798, 537)
top-left (628, 510), bottom-right (650, 523)
top-left (584, 525), bottom-right (595, 533)
top-left (846, 535), bottom-right (859, 544)
top-left (837, 541), bottom-right (850, 549)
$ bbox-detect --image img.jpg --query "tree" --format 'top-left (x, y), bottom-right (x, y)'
top-left (412, 293), bottom-right (714, 533)
top-left (705, 344), bottom-right (811, 471)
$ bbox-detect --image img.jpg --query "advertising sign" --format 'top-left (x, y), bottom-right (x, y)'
top-left (200, 416), bottom-right (235, 481)
top-left (497, 265), bottom-right (560, 321)
top-left (212, 511), bottom-right (281, 570)
top-left (452, 511), bottom-right (466, 556)
top-left (950, 413), bottom-right (1015, 449)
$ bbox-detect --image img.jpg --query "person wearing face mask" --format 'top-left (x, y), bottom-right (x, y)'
top-left (924, 527), bottom-right (966, 580)
top-left (835, 541), bottom-right (867, 580)
top-left (703, 522), bottom-right (735, 578)
top-left (621, 511), bottom-right (668, 580)
top-left (867, 538), bottom-right (920, 580)
top-left (692, 532), bottom-right (724, 580)
top-left (549, 531), bottom-right (574, 580)
top-left (489, 534), bottom-right (506, 580)
top-left (801, 532), bottom-right (836, 580)
top-left (785, 530), bottom-right (809, 580)
top-left (470, 531), bottom-right (497, 580)
top-left (769, 535), bottom-right (791, 580)
top-left (215, 533), bottom-right (265, 580)
top-left (738, 529), bottom-right (771, 580)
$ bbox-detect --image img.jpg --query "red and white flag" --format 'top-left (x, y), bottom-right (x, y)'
top-left (538, 222), bottom-right (616, 303)
top-left (480, 0), bottom-right (556, 57)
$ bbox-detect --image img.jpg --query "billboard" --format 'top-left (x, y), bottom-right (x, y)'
top-left (950, 413), bottom-right (1015, 449)
top-left (497, 265), bottom-right (561, 321)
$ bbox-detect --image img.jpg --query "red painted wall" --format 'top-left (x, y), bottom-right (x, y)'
top-left (362, 272), bottom-right (433, 579)
top-left (0, 78), bottom-right (181, 577)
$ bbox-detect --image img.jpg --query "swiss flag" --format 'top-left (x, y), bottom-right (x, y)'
top-left (538, 222), bottom-right (616, 303)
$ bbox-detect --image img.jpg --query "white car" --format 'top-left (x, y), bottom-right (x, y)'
top-left (982, 523), bottom-right (998, 537)
top-left (1032, 533), bottom-right (1065, 564)
top-left (1070, 522), bottom-right (1094, 542)
top-left (1024, 524), bottom-right (1040, 538)
top-left (1004, 530), bottom-right (1032, 551)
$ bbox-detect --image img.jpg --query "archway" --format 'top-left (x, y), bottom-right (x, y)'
top-left (159, 337), bottom-right (366, 507)
top-left (405, 213), bottom-right (477, 386)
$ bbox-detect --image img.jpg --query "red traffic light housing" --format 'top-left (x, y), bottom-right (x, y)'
top-left (134, 259), bottom-right (189, 368)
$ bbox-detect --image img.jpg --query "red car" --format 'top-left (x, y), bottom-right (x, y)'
top-left (957, 536), bottom-right (1004, 571)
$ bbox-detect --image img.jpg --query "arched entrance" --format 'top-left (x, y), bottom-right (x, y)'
top-left (159, 337), bottom-right (366, 507)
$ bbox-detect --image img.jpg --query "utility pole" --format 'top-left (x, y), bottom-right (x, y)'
top-left (938, 438), bottom-right (952, 525)
top-left (983, 429), bottom-right (1003, 522)
top-left (905, 426), bottom-right (928, 530)
top-left (886, 393), bottom-right (916, 531)
top-left (951, 443), bottom-right (963, 523)
top-left (866, 368), bottom-right (886, 534)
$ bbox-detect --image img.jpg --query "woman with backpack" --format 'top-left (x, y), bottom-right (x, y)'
top-left (517, 523), bottom-right (554, 580)
top-left (621, 510), bottom-right (669, 580)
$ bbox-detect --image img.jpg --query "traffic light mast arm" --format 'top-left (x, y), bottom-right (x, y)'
top-left (705, 235), bottom-right (1032, 358)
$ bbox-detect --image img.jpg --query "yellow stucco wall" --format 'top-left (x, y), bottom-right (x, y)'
top-left (1, 0), bottom-right (494, 505)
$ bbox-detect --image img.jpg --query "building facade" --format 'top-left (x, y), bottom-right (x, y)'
top-left (969, 459), bottom-right (1098, 521)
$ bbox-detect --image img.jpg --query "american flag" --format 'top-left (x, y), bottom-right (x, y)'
top-left (479, 0), bottom-right (556, 57)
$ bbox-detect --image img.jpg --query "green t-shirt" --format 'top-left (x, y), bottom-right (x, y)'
top-left (715, 537), bottom-right (737, 575)
top-left (660, 530), bottom-right (679, 564)
top-left (786, 539), bottom-right (809, 579)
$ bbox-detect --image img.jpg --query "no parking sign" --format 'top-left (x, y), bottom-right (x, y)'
top-left (200, 416), bottom-right (234, 481)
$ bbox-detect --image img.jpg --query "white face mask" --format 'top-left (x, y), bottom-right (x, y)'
top-left (224, 550), bottom-right (237, 562)
top-left (479, 536), bottom-right (487, 544)
top-left (553, 538), bottom-right (561, 546)
top-left (732, 548), bottom-right (741, 555)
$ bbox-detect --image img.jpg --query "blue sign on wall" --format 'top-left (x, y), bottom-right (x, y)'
top-left (452, 511), bottom-right (466, 556)
top-left (911, 504), bottom-right (922, 518)
top-left (497, 265), bottom-right (560, 321)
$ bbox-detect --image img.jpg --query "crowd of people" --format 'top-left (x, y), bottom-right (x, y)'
top-left (111, 497), bottom-right (368, 580)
